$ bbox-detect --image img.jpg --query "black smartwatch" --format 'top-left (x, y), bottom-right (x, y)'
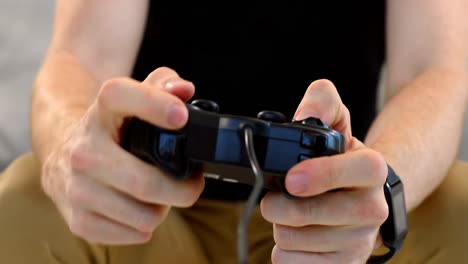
top-left (367, 164), bottom-right (408, 264)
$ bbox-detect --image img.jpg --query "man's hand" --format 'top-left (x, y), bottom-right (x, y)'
top-left (261, 80), bottom-right (389, 264)
top-left (41, 67), bottom-right (205, 245)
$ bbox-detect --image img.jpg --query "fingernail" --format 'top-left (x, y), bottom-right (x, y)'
top-left (167, 104), bottom-right (187, 127)
top-left (286, 173), bottom-right (308, 195)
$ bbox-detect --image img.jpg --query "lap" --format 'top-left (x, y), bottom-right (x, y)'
top-left (0, 153), bottom-right (101, 263)
top-left (1, 153), bottom-right (467, 264)
top-left (386, 161), bottom-right (468, 263)
top-left (0, 154), bottom-right (210, 264)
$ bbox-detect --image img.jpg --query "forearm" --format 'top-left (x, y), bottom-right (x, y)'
top-left (31, 0), bottom-right (148, 165)
top-left (365, 66), bottom-right (468, 211)
top-left (31, 51), bottom-right (101, 164)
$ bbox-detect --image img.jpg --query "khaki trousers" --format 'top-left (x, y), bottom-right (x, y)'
top-left (1, 153), bottom-right (468, 263)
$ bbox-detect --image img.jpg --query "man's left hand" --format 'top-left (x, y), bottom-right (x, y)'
top-left (261, 79), bottom-right (389, 264)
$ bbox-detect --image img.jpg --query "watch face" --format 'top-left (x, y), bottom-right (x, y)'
top-left (391, 184), bottom-right (408, 240)
top-left (382, 179), bottom-right (408, 246)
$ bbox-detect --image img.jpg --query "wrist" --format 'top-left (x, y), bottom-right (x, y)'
top-left (31, 106), bottom-right (84, 166)
top-left (367, 163), bottom-right (408, 263)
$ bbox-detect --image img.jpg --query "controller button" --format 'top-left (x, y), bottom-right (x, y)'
top-left (190, 99), bottom-right (220, 113)
top-left (301, 132), bottom-right (327, 150)
top-left (257, 110), bottom-right (286, 123)
top-left (157, 133), bottom-right (185, 161)
top-left (293, 117), bottom-right (329, 128)
top-left (298, 154), bottom-right (312, 162)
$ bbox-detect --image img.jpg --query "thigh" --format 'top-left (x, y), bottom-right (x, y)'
top-left (105, 207), bottom-right (208, 264)
top-left (178, 198), bottom-right (275, 264)
top-left (385, 161), bottom-right (468, 264)
top-left (0, 153), bottom-right (209, 264)
top-left (0, 153), bottom-right (102, 264)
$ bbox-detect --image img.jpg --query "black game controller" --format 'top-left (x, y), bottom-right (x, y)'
top-left (122, 99), bottom-right (345, 198)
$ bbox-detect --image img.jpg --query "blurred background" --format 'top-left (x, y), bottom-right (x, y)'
top-left (0, 1), bottom-right (467, 171)
top-left (0, 0), bottom-right (54, 170)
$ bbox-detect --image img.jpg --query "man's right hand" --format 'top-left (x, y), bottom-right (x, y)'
top-left (41, 67), bottom-right (205, 245)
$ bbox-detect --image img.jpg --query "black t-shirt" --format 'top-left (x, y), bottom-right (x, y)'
top-left (131, 1), bottom-right (386, 200)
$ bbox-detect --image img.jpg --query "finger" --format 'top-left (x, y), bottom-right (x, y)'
top-left (143, 66), bottom-right (195, 102)
top-left (66, 119), bottom-right (205, 208)
top-left (68, 209), bottom-right (151, 245)
top-left (271, 245), bottom-right (337, 264)
top-left (261, 189), bottom-right (388, 227)
top-left (293, 79), bottom-right (352, 143)
top-left (273, 224), bottom-right (378, 253)
top-left (65, 172), bottom-right (169, 233)
top-left (89, 141), bottom-right (205, 208)
top-left (285, 148), bottom-right (388, 196)
top-left (95, 77), bottom-right (188, 131)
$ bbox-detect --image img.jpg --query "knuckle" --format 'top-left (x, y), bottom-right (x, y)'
top-left (157, 66), bottom-right (179, 79)
top-left (341, 103), bottom-right (351, 120)
top-left (357, 190), bottom-right (389, 223)
top-left (179, 194), bottom-right (199, 208)
top-left (361, 149), bottom-right (387, 185)
top-left (274, 225), bottom-right (295, 250)
top-left (134, 213), bottom-right (157, 233)
top-left (134, 207), bottom-right (166, 232)
top-left (131, 175), bottom-right (155, 202)
top-left (40, 162), bottom-right (54, 196)
top-left (335, 254), bottom-right (352, 264)
top-left (65, 177), bottom-right (87, 206)
top-left (177, 185), bottom-right (202, 208)
top-left (146, 66), bottom-right (178, 84)
top-left (259, 194), bottom-right (274, 220)
top-left (138, 232), bottom-right (153, 244)
top-left (324, 157), bottom-right (339, 190)
top-left (287, 202), bottom-right (311, 226)
top-left (155, 66), bottom-right (177, 76)
top-left (68, 141), bottom-right (94, 172)
top-left (343, 254), bottom-right (364, 264)
top-left (308, 79), bottom-right (339, 99)
top-left (145, 71), bottom-right (159, 84)
top-left (350, 233), bottom-right (376, 258)
top-left (309, 78), bottom-right (335, 91)
top-left (68, 209), bottom-right (91, 237)
top-left (303, 200), bottom-right (319, 225)
top-left (98, 78), bottom-right (126, 109)
top-left (271, 246), bottom-right (287, 264)
top-left (374, 192), bottom-right (390, 223)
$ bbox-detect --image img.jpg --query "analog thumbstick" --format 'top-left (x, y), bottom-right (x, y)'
top-left (257, 110), bottom-right (287, 123)
top-left (190, 99), bottom-right (220, 113)
top-left (292, 117), bottom-right (329, 128)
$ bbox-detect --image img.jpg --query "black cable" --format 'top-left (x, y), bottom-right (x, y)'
top-left (238, 125), bottom-right (265, 264)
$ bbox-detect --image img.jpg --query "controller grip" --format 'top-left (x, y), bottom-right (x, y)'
top-left (121, 118), bottom-right (192, 180)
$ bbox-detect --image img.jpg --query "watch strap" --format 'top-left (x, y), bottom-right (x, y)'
top-left (367, 164), bottom-right (408, 264)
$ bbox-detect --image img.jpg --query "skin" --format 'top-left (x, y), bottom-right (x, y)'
top-left (261, 1), bottom-right (468, 263)
top-left (31, 0), bottom-right (468, 263)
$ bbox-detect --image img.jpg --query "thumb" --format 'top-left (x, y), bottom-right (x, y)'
top-left (294, 79), bottom-right (352, 141)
